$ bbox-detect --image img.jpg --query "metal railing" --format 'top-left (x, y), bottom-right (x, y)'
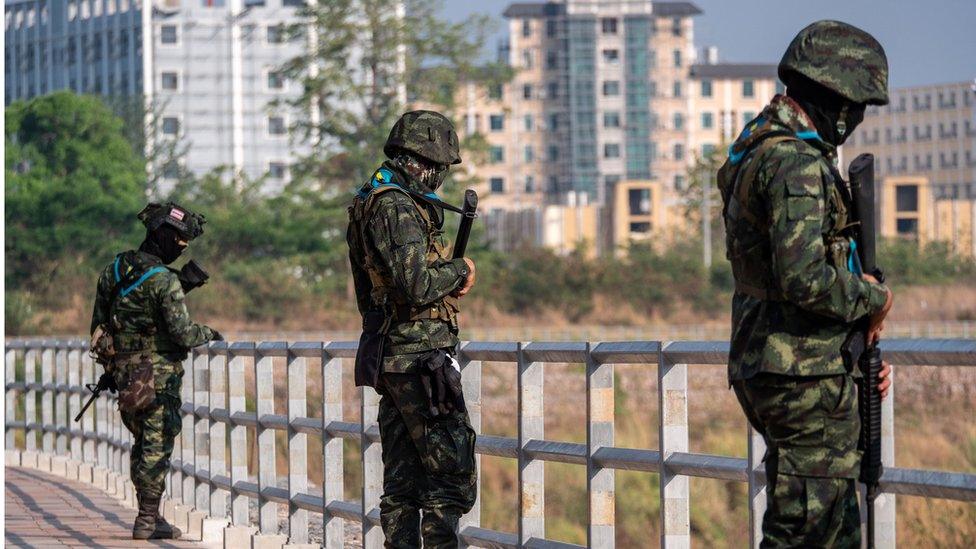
top-left (5, 338), bottom-right (976, 548)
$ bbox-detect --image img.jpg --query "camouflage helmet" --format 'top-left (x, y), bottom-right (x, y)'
top-left (778, 20), bottom-right (889, 105)
top-left (137, 202), bottom-right (206, 240)
top-left (383, 110), bottom-right (462, 166)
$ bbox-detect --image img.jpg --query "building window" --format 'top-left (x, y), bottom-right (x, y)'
top-left (267, 24), bottom-right (285, 44)
top-left (630, 222), bottom-right (651, 233)
top-left (743, 111), bottom-right (756, 125)
top-left (601, 17), bottom-right (617, 34)
top-left (673, 81), bottom-right (682, 98)
top-left (489, 177), bottom-right (504, 193)
top-left (522, 19), bottom-right (531, 38)
top-left (268, 70), bottom-right (284, 90)
top-left (548, 81), bottom-right (559, 98)
top-left (547, 145), bottom-right (559, 161)
top-left (673, 49), bottom-right (682, 68)
top-left (546, 50), bottom-right (558, 70)
top-left (896, 218), bottom-right (918, 238)
top-left (671, 17), bottom-right (682, 36)
top-left (548, 113), bottom-right (559, 131)
top-left (490, 146), bottom-right (504, 163)
top-left (203, 1), bottom-right (228, 6)
top-left (488, 84), bottom-right (502, 100)
top-left (489, 114), bottom-right (504, 131)
top-left (603, 112), bottom-right (621, 128)
top-left (673, 143), bottom-right (684, 161)
top-left (701, 144), bottom-right (716, 157)
top-left (629, 188), bottom-right (651, 215)
top-left (522, 50), bottom-right (533, 68)
top-left (523, 84), bottom-right (532, 99)
top-left (525, 176), bottom-right (535, 193)
top-left (674, 174), bottom-right (685, 190)
top-left (701, 79), bottom-right (712, 97)
top-left (604, 143), bottom-right (621, 158)
top-left (161, 72), bottom-right (179, 90)
top-left (162, 117), bottom-right (180, 135)
top-left (524, 114), bottom-right (534, 131)
top-left (160, 24), bottom-right (178, 44)
top-left (742, 79), bottom-right (754, 98)
top-left (602, 80), bottom-right (620, 96)
top-left (268, 162), bottom-right (287, 179)
top-left (268, 116), bottom-right (286, 135)
top-left (162, 160), bottom-right (181, 180)
top-left (701, 112), bottom-right (713, 129)
top-left (602, 49), bottom-right (620, 64)
top-left (524, 145), bottom-right (534, 162)
top-left (673, 112), bottom-right (684, 130)
top-left (546, 20), bottom-right (557, 37)
top-left (896, 185), bottom-right (918, 211)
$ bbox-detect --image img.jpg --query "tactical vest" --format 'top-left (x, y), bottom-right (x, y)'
top-left (718, 127), bottom-right (853, 301)
top-left (348, 167), bottom-right (460, 335)
top-left (108, 252), bottom-right (170, 352)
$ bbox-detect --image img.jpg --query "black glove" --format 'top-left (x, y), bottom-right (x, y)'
top-left (98, 371), bottom-right (118, 394)
top-left (210, 329), bottom-right (224, 341)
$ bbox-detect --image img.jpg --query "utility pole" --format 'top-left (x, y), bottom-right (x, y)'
top-left (701, 164), bottom-right (713, 269)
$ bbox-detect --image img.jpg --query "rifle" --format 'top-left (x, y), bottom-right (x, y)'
top-left (452, 189), bottom-right (479, 259)
top-left (847, 153), bottom-right (885, 549)
top-left (74, 372), bottom-right (116, 422)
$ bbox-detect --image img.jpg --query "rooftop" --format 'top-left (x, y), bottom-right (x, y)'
top-left (689, 63), bottom-right (779, 80)
top-left (503, 1), bottom-right (702, 18)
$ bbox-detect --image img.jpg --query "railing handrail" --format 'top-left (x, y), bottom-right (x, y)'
top-left (5, 337), bottom-right (976, 548)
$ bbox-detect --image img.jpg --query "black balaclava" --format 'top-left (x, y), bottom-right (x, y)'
top-left (393, 152), bottom-right (449, 194)
top-left (139, 225), bottom-right (186, 265)
top-left (786, 74), bottom-right (865, 147)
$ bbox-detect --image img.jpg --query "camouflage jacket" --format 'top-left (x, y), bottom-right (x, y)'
top-left (91, 250), bottom-right (216, 396)
top-left (719, 95), bottom-right (888, 380)
top-left (347, 162), bottom-right (470, 373)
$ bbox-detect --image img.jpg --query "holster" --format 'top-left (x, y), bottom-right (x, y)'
top-left (841, 327), bottom-right (866, 373)
top-left (354, 309), bottom-right (388, 388)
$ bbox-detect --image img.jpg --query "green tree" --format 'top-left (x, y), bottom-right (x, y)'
top-left (279, 0), bottom-right (510, 187)
top-left (5, 92), bottom-right (146, 290)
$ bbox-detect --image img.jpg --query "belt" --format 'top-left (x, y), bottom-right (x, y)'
top-left (734, 280), bottom-right (785, 301)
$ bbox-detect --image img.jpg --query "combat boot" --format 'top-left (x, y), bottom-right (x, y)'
top-left (154, 511), bottom-right (182, 540)
top-left (132, 492), bottom-right (158, 540)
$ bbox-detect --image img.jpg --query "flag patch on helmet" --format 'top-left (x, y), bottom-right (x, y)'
top-left (170, 208), bottom-right (185, 221)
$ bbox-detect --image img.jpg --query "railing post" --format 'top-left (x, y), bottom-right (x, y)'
top-left (55, 342), bottom-right (68, 456)
top-left (321, 348), bottom-right (344, 549)
top-left (256, 343), bottom-right (280, 534)
top-left (287, 343), bottom-right (311, 544)
top-left (518, 342), bottom-right (545, 545)
top-left (209, 343), bottom-right (228, 518)
top-left (361, 384), bottom-right (383, 548)
top-left (5, 345), bottom-right (17, 450)
top-left (228, 342), bottom-right (254, 526)
top-left (95, 352), bottom-right (108, 473)
top-left (747, 424), bottom-right (767, 548)
top-left (82, 352), bottom-right (96, 465)
top-left (876, 368), bottom-right (896, 548)
top-left (41, 345), bottom-right (54, 455)
top-left (659, 345), bottom-right (690, 548)
top-left (459, 343), bottom-right (482, 546)
top-left (68, 345), bottom-right (83, 462)
top-left (587, 343), bottom-right (614, 548)
top-left (181, 352), bottom-right (196, 507)
top-left (194, 348), bottom-right (211, 512)
top-left (25, 347), bottom-right (38, 454)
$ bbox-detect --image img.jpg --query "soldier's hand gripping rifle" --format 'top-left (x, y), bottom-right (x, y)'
top-left (846, 153), bottom-right (885, 549)
top-left (452, 189), bottom-right (479, 259)
top-left (74, 372), bottom-right (117, 422)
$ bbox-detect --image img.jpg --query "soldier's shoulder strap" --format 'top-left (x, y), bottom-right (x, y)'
top-left (724, 130), bottom-right (800, 229)
top-left (111, 253), bottom-right (168, 300)
top-left (356, 167), bottom-right (436, 225)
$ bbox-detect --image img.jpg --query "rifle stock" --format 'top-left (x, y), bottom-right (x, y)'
top-left (452, 189), bottom-right (478, 259)
top-left (849, 153), bottom-right (884, 549)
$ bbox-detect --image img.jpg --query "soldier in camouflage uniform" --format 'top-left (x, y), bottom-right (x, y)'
top-left (90, 202), bottom-right (221, 539)
top-left (347, 111), bottom-right (477, 548)
top-left (717, 21), bottom-right (894, 547)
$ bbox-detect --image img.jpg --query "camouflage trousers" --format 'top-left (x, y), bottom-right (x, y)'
top-left (377, 372), bottom-right (477, 549)
top-left (733, 373), bottom-right (861, 548)
top-left (120, 393), bottom-right (182, 498)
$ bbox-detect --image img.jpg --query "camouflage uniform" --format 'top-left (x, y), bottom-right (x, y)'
top-left (348, 111), bottom-right (477, 548)
top-left (718, 21), bottom-right (890, 548)
top-left (90, 203), bottom-right (216, 539)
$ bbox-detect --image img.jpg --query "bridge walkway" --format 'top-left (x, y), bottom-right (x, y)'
top-left (5, 466), bottom-right (211, 549)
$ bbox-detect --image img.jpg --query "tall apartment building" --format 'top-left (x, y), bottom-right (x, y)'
top-left (462, 0), bottom-right (779, 254)
top-left (844, 81), bottom-right (976, 256)
top-left (4, 0), bottom-right (309, 191)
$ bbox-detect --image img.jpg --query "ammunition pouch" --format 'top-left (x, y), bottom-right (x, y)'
top-left (89, 324), bottom-right (116, 366)
top-left (114, 352), bottom-right (157, 414)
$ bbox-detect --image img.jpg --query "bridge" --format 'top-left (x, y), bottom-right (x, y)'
top-left (5, 338), bottom-right (975, 548)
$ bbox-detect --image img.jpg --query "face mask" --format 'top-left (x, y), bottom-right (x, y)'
top-left (395, 154), bottom-right (449, 192)
top-left (140, 225), bottom-right (187, 265)
top-left (836, 103), bottom-right (866, 145)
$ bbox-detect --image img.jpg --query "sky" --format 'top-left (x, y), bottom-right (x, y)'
top-left (439, 0), bottom-right (976, 88)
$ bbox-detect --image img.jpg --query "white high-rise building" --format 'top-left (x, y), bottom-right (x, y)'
top-left (4, 0), bottom-right (309, 191)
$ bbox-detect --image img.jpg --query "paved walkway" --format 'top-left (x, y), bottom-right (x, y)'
top-left (5, 466), bottom-right (208, 548)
